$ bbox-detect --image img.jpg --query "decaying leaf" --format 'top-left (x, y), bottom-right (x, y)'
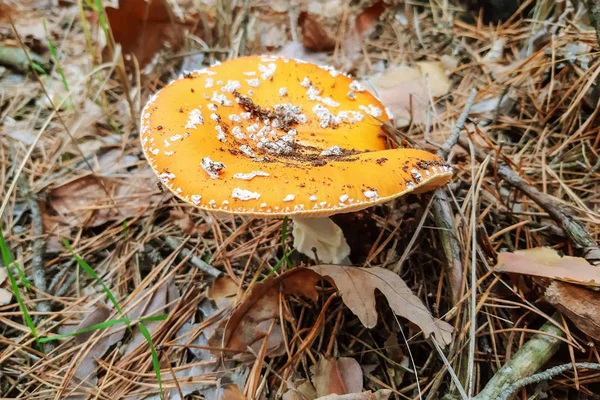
top-left (311, 265), bottom-right (453, 345)
top-left (209, 266), bottom-right (452, 355)
top-left (545, 281), bottom-right (600, 342)
top-left (169, 209), bottom-right (208, 236)
top-left (208, 268), bottom-right (321, 354)
top-left (299, 12), bottom-right (336, 52)
top-left (47, 166), bottom-right (159, 228)
top-left (495, 247), bottom-right (600, 287)
top-left (105, 0), bottom-right (186, 68)
top-left (312, 356), bottom-right (363, 397)
top-left (354, 0), bottom-right (388, 37)
top-left (222, 383), bottom-right (247, 400)
top-left (316, 390), bottom-right (392, 400)
top-left (364, 61), bottom-right (451, 127)
top-left (207, 276), bottom-right (239, 309)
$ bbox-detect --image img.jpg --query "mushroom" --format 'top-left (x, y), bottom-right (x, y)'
top-left (140, 55), bottom-right (452, 264)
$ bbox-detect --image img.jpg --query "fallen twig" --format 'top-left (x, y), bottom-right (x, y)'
top-left (499, 362), bottom-right (600, 400)
top-left (163, 236), bottom-right (222, 277)
top-left (474, 313), bottom-right (565, 400)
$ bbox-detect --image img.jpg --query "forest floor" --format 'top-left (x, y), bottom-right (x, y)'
top-left (1, 0), bottom-right (600, 399)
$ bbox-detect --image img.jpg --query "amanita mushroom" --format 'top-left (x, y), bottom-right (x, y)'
top-left (140, 55), bottom-right (452, 264)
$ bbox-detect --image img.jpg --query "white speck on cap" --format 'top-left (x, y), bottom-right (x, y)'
top-left (221, 80), bottom-right (241, 92)
top-left (215, 126), bottom-right (227, 142)
top-left (363, 190), bottom-right (378, 200)
top-left (185, 108), bottom-right (204, 129)
top-left (191, 194), bottom-right (202, 205)
top-left (349, 80), bottom-right (365, 92)
top-left (201, 157), bottom-right (226, 179)
top-left (232, 126), bottom-right (245, 140)
top-left (321, 97), bottom-right (340, 107)
top-left (259, 63), bottom-right (277, 80)
top-left (244, 71), bottom-right (256, 76)
top-left (309, 195), bottom-right (318, 201)
top-left (359, 104), bottom-right (383, 117)
top-left (207, 103), bottom-right (217, 111)
top-left (170, 134), bottom-right (182, 141)
top-left (300, 77), bottom-right (311, 88)
top-left (211, 91), bottom-right (232, 106)
top-left (320, 145), bottom-right (343, 156)
top-left (246, 78), bottom-right (260, 87)
top-left (239, 145), bottom-right (256, 158)
top-left (233, 171), bottom-right (270, 180)
top-left (150, 148), bottom-right (159, 155)
top-left (283, 194), bottom-right (295, 202)
top-left (279, 87), bottom-right (287, 96)
top-left (232, 188), bottom-right (261, 200)
top-left (205, 78), bottom-right (214, 88)
top-left (339, 194), bottom-right (349, 203)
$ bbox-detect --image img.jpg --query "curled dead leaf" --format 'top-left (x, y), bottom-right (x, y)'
top-left (545, 281), bottom-right (600, 342)
top-left (311, 356), bottom-right (363, 397)
top-left (495, 247), bottom-right (600, 287)
top-left (365, 61), bottom-right (451, 127)
top-left (310, 265), bottom-right (453, 345)
top-left (299, 12), bottom-right (336, 52)
top-left (105, 0), bottom-right (186, 68)
top-left (209, 266), bottom-right (452, 355)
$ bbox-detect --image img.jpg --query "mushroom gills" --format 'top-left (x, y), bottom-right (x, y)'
top-left (291, 217), bottom-right (351, 264)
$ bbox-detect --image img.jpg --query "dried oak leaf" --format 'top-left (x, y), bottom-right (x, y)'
top-left (105, 0), bottom-right (185, 68)
top-left (365, 61), bottom-right (451, 127)
top-left (495, 247), bottom-right (600, 287)
top-left (545, 281), bottom-right (600, 342)
top-left (310, 265), bottom-right (453, 345)
top-left (316, 391), bottom-right (392, 400)
top-left (299, 12), bottom-right (336, 52)
top-left (311, 356), bottom-right (363, 397)
top-left (209, 266), bottom-right (452, 354)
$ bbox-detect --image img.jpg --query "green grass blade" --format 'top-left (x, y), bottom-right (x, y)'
top-left (43, 19), bottom-right (71, 106)
top-left (62, 239), bottom-right (122, 314)
top-left (39, 314), bottom-right (168, 343)
top-left (0, 227), bottom-right (31, 288)
top-left (0, 226), bottom-right (38, 343)
top-left (138, 322), bottom-right (165, 400)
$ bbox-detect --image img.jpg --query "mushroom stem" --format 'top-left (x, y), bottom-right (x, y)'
top-left (291, 217), bottom-right (351, 264)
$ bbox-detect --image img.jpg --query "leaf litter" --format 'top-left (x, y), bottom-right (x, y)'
top-left (3, 0), bottom-right (600, 398)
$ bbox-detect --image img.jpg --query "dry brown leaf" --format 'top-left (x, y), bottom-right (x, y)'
top-left (222, 383), bottom-right (247, 400)
top-left (209, 266), bottom-right (452, 355)
top-left (169, 209), bottom-right (207, 236)
top-left (545, 281), bottom-right (600, 341)
top-left (105, 0), bottom-right (185, 68)
top-left (310, 265), bottom-right (453, 346)
top-left (495, 247), bottom-right (600, 287)
top-left (207, 276), bottom-right (239, 309)
top-left (299, 12), bottom-right (336, 52)
top-left (311, 356), bottom-right (363, 396)
top-left (354, 0), bottom-right (388, 37)
top-left (316, 390), bottom-right (392, 400)
top-left (283, 378), bottom-right (318, 400)
top-left (208, 268), bottom-right (321, 354)
top-left (48, 167), bottom-right (159, 228)
top-left (365, 62), bottom-right (451, 127)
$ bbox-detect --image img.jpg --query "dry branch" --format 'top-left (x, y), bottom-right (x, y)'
top-left (474, 314), bottom-right (564, 400)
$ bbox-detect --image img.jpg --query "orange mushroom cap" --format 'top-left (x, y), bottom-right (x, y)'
top-left (140, 55), bottom-right (452, 217)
